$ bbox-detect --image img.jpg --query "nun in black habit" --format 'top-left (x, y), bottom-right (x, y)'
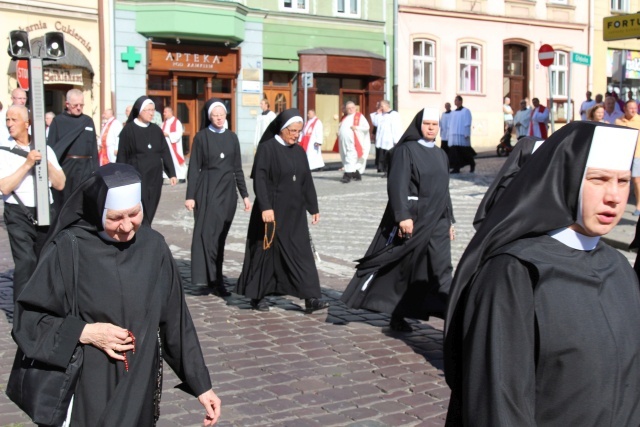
top-left (444, 122), bottom-right (640, 426)
top-left (12, 164), bottom-right (221, 426)
top-left (341, 107), bottom-right (455, 332)
top-left (236, 108), bottom-right (328, 313)
top-left (186, 99), bottom-right (250, 295)
top-left (116, 96), bottom-right (177, 225)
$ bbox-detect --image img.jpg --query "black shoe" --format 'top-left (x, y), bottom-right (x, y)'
top-left (470, 164), bottom-right (475, 173)
top-left (353, 171), bottom-right (362, 181)
top-left (340, 173), bottom-right (352, 183)
top-left (304, 298), bottom-right (329, 314)
top-left (251, 298), bottom-right (270, 311)
top-left (209, 282), bottom-right (231, 297)
top-left (450, 169), bottom-right (460, 174)
top-left (389, 316), bottom-right (413, 332)
top-left (380, 173), bottom-right (387, 178)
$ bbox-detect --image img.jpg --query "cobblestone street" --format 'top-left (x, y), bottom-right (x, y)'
top-left (0, 153), bottom-right (636, 426)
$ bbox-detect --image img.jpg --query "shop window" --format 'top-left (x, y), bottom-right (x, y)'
top-left (336, 0), bottom-right (360, 18)
top-left (611, 0), bottom-right (629, 12)
top-left (316, 77), bottom-right (340, 95)
top-left (342, 78), bottom-right (363, 90)
top-left (413, 39), bottom-right (436, 90)
top-left (264, 72), bottom-right (291, 87)
top-left (148, 75), bottom-right (171, 91)
top-left (211, 79), bottom-right (231, 94)
top-left (281, 0), bottom-right (308, 13)
top-left (550, 51), bottom-right (568, 98)
top-left (459, 43), bottom-right (481, 93)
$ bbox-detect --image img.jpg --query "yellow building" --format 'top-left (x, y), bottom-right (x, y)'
top-left (0, 0), bottom-right (114, 129)
top-left (593, 1), bottom-right (640, 100)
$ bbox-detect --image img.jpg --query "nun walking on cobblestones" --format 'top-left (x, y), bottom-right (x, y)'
top-left (236, 108), bottom-right (328, 314)
top-left (341, 107), bottom-right (455, 332)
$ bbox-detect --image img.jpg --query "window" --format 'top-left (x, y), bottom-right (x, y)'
top-left (550, 51), bottom-right (568, 98)
top-left (611, 0), bottom-right (629, 12)
top-left (336, 0), bottom-right (360, 17)
top-left (413, 39), bottom-right (436, 90)
top-left (281, 0), bottom-right (308, 12)
top-left (549, 0), bottom-right (568, 4)
top-left (459, 43), bottom-right (481, 93)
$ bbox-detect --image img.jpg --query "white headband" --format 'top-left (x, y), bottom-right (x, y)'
top-left (281, 116), bottom-right (303, 131)
top-left (585, 126), bottom-right (638, 170)
top-left (139, 99), bottom-right (154, 114)
top-left (422, 107), bottom-right (439, 122)
top-left (104, 183), bottom-right (142, 211)
top-left (208, 102), bottom-right (227, 118)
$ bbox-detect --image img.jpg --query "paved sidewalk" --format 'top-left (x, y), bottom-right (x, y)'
top-left (0, 152), bottom-right (636, 426)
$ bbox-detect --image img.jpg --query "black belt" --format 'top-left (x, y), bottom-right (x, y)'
top-left (66, 155), bottom-right (92, 159)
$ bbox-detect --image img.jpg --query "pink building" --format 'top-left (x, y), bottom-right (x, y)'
top-left (397, 1), bottom-right (590, 149)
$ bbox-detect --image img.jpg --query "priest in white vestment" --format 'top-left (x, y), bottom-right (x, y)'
top-left (161, 106), bottom-right (186, 181)
top-left (338, 101), bottom-right (371, 183)
top-left (299, 109), bottom-right (325, 170)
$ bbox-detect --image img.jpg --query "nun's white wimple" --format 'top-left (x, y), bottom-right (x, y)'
top-left (140, 99), bottom-right (154, 113)
top-left (281, 116), bottom-right (303, 131)
top-left (208, 102), bottom-right (227, 118)
top-left (422, 107), bottom-right (439, 122)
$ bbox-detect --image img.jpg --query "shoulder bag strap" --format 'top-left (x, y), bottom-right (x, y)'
top-left (0, 146), bottom-right (38, 225)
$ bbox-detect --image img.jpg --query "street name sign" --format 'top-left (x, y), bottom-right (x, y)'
top-left (571, 52), bottom-right (591, 66)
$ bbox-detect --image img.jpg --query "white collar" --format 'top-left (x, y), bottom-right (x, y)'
top-left (133, 118), bottom-right (150, 128)
top-left (275, 135), bottom-right (286, 146)
top-left (548, 227), bottom-right (600, 251)
top-left (417, 139), bottom-right (435, 148)
top-left (208, 124), bottom-right (225, 134)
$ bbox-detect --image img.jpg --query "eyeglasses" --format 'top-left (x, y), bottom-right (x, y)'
top-left (68, 103), bottom-right (84, 108)
top-left (142, 108), bottom-right (156, 113)
top-left (211, 114), bottom-right (226, 118)
top-left (285, 128), bottom-right (301, 135)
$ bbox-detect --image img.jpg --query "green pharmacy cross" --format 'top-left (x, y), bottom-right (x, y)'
top-left (121, 46), bottom-right (141, 69)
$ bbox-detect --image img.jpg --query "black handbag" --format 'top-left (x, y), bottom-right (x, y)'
top-left (6, 230), bottom-right (84, 426)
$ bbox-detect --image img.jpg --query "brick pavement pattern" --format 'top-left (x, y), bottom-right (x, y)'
top-left (0, 154), bottom-right (635, 426)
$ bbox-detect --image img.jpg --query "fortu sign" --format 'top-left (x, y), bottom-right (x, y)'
top-left (604, 13), bottom-right (640, 41)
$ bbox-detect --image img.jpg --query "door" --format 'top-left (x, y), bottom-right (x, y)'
top-left (177, 100), bottom-right (197, 157)
top-left (263, 89), bottom-right (290, 114)
top-left (503, 44), bottom-right (528, 109)
top-left (316, 94), bottom-right (340, 151)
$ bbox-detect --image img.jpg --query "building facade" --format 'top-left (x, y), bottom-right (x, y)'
top-left (115, 0), bottom-right (394, 160)
top-left (1, 0), bottom-right (111, 130)
top-left (398, 0), bottom-right (590, 149)
top-left (593, 0), bottom-right (640, 102)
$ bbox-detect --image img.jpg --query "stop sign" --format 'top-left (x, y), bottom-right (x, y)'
top-left (16, 59), bottom-right (29, 91)
top-left (538, 44), bottom-right (555, 67)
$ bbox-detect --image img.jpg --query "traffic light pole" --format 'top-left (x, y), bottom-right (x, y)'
top-left (28, 58), bottom-right (50, 226)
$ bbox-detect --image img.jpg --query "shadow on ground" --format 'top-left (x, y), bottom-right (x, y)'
top-left (176, 259), bottom-right (445, 373)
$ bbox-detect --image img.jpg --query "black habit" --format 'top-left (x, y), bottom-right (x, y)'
top-left (47, 112), bottom-right (99, 208)
top-left (472, 136), bottom-right (544, 229)
top-left (12, 164), bottom-right (211, 426)
top-left (116, 122), bottom-right (176, 224)
top-left (236, 134), bottom-right (321, 300)
top-left (341, 109), bottom-right (454, 320)
top-left (456, 235), bottom-right (640, 426)
top-left (187, 127), bottom-right (248, 285)
top-left (445, 122), bottom-right (640, 426)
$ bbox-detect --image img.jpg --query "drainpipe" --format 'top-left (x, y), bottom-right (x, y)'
top-left (588, 0), bottom-right (594, 90)
top-left (393, 0), bottom-right (398, 110)
top-left (98, 0), bottom-right (105, 115)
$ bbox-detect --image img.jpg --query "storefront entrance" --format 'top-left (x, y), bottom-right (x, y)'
top-left (146, 41), bottom-right (240, 157)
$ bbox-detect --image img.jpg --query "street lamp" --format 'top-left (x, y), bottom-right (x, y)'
top-left (6, 30), bottom-right (67, 226)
